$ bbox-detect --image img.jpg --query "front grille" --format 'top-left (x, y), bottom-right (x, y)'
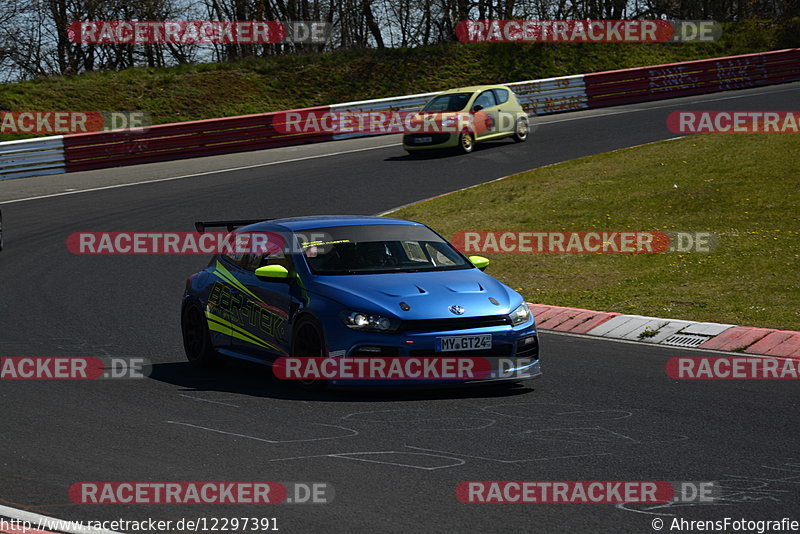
top-left (410, 345), bottom-right (513, 358)
top-left (400, 315), bottom-right (511, 333)
top-left (403, 133), bottom-right (452, 146)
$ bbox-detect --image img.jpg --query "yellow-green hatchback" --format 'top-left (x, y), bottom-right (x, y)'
top-left (402, 85), bottom-right (529, 154)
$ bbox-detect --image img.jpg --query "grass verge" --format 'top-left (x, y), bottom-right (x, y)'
top-left (390, 134), bottom-right (800, 330)
top-left (0, 20), bottom-right (796, 141)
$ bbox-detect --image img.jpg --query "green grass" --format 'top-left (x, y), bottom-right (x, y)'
top-left (390, 134), bottom-right (800, 330)
top-left (0, 20), bottom-right (796, 141)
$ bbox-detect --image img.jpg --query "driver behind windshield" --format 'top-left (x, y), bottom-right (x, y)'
top-left (356, 242), bottom-right (395, 267)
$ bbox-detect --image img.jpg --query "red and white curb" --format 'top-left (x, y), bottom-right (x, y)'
top-left (528, 303), bottom-right (800, 357)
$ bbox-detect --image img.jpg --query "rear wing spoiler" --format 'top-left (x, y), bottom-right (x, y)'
top-left (194, 219), bottom-right (273, 232)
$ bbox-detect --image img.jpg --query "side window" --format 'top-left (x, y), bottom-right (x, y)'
top-left (240, 254), bottom-right (260, 271)
top-left (220, 252), bottom-right (246, 268)
top-left (493, 88), bottom-right (509, 105)
top-left (473, 90), bottom-right (497, 110)
top-left (402, 241), bottom-right (428, 262)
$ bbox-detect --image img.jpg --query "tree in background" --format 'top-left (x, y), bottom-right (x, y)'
top-left (0, 0), bottom-right (796, 81)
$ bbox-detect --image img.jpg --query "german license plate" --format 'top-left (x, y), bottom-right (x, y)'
top-left (437, 334), bottom-right (492, 352)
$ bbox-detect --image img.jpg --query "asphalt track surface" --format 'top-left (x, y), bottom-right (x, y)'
top-left (1, 82), bottom-right (799, 533)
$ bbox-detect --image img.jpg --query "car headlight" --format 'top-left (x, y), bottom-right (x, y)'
top-left (508, 303), bottom-right (532, 326)
top-left (341, 311), bottom-right (400, 333)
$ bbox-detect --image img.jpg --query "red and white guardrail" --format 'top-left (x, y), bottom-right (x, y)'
top-left (0, 48), bottom-right (797, 180)
top-left (583, 48), bottom-right (800, 107)
top-left (0, 136), bottom-right (66, 180)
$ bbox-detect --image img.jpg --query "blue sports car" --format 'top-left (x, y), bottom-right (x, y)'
top-left (181, 215), bottom-right (540, 386)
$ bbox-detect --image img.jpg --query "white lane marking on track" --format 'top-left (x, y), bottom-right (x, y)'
top-left (165, 420), bottom-right (358, 443)
top-left (0, 143), bottom-right (399, 205)
top-left (268, 450), bottom-right (466, 470)
top-left (375, 172), bottom-right (515, 216)
top-left (341, 409), bottom-right (497, 430)
top-left (615, 503), bottom-right (678, 516)
top-left (517, 426), bottom-right (641, 443)
top-left (404, 444), bottom-right (614, 463)
top-left (480, 403), bottom-right (633, 421)
top-left (178, 393), bottom-right (240, 407)
top-left (2, 83), bottom-right (796, 206)
top-left (0, 504), bottom-right (122, 534)
top-left (377, 136), bottom-right (685, 216)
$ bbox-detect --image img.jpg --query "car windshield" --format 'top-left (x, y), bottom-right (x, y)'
top-left (298, 224), bottom-right (472, 275)
top-left (421, 93), bottom-right (473, 112)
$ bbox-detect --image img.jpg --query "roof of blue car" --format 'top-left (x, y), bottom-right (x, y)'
top-left (242, 215), bottom-right (423, 232)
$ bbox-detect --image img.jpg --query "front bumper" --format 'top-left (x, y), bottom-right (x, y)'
top-left (402, 133), bottom-right (460, 151)
top-left (326, 322), bottom-right (540, 387)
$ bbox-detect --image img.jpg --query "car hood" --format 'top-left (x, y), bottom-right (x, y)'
top-left (306, 269), bottom-right (522, 319)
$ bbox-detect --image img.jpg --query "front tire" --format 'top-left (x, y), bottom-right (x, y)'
top-left (513, 118), bottom-right (529, 142)
top-left (292, 319), bottom-right (326, 390)
top-left (458, 131), bottom-right (475, 154)
top-left (181, 301), bottom-right (223, 367)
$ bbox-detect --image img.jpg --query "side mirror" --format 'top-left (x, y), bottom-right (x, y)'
top-left (472, 104), bottom-right (483, 112)
top-left (468, 255), bottom-right (490, 271)
top-left (255, 265), bottom-right (289, 280)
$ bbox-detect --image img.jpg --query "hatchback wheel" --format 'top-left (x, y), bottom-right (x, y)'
top-left (458, 131), bottom-right (475, 154)
top-left (513, 118), bottom-right (529, 142)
